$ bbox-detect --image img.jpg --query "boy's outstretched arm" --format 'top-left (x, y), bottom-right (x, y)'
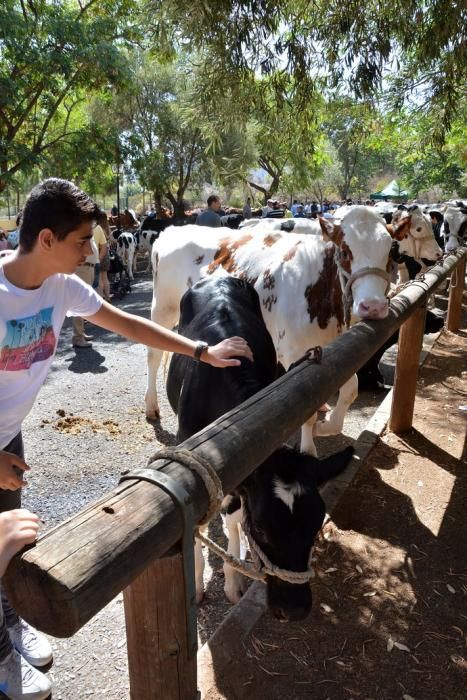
top-left (87, 302), bottom-right (253, 367)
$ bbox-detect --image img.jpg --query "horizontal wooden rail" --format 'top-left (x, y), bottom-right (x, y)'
top-left (4, 248), bottom-right (466, 638)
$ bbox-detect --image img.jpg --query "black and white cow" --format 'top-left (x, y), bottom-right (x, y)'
top-left (442, 205), bottom-right (467, 253)
top-left (134, 229), bottom-right (160, 272)
top-left (167, 276), bottom-right (354, 620)
top-left (116, 231), bottom-right (136, 279)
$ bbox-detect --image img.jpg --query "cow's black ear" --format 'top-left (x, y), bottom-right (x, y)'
top-left (302, 445), bottom-right (354, 485)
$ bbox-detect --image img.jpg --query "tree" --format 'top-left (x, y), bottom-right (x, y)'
top-left (393, 107), bottom-right (467, 198)
top-left (323, 98), bottom-right (395, 200)
top-left (147, 0), bottom-right (466, 140)
top-left (0, 0), bottom-right (135, 192)
top-left (111, 54), bottom-right (256, 215)
top-left (243, 77), bottom-right (325, 203)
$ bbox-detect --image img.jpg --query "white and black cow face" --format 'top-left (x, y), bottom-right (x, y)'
top-left (239, 445), bottom-right (353, 621)
top-left (443, 206), bottom-right (467, 253)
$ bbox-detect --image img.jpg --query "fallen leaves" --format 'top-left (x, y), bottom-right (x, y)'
top-left (320, 603), bottom-right (334, 614)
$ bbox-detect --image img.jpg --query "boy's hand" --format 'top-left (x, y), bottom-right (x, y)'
top-left (0, 509), bottom-right (40, 576)
top-left (0, 451), bottom-right (30, 490)
top-left (203, 337), bottom-right (253, 367)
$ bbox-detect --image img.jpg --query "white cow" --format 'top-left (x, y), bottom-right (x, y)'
top-left (147, 208), bottom-right (393, 454)
top-left (116, 232), bottom-right (136, 280)
top-left (390, 206), bottom-right (442, 259)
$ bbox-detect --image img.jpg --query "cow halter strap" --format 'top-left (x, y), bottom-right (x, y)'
top-left (334, 252), bottom-right (391, 327)
top-left (144, 447), bottom-right (315, 585)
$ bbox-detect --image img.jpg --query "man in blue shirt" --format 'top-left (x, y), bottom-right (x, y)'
top-left (196, 195), bottom-right (222, 227)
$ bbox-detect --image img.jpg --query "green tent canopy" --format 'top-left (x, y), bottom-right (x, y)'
top-left (370, 179), bottom-right (408, 200)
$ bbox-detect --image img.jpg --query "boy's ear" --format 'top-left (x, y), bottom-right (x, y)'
top-left (37, 228), bottom-right (55, 250)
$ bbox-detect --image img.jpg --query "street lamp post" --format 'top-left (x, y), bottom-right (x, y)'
top-left (112, 150), bottom-right (121, 231)
top-left (116, 168), bottom-right (121, 230)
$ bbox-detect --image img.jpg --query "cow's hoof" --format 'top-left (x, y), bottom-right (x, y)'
top-left (224, 574), bottom-right (248, 603)
top-left (145, 408), bottom-right (160, 422)
top-left (313, 418), bottom-right (334, 437)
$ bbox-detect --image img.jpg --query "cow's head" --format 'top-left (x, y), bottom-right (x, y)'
top-left (443, 206), bottom-right (467, 253)
top-left (320, 206), bottom-right (392, 321)
top-left (390, 206), bottom-right (443, 262)
top-left (238, 445), bottom-right (353, 621)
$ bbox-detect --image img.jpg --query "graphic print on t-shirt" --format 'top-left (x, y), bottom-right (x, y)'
top-left (0, 307), bottom-right (56, 371)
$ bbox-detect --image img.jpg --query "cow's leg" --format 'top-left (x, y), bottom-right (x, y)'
top-left (128, 249), bottom-right (134, 279)
top-left (145, 253), bottom-right (152, 273)
top-left (222, 503), bottom-right (248, 603)
top-left (313, 373), bottom-right (358, 436)
top-left (300, 413), bottom-right (318, 457)
top-left (132, 249), bottom-right (139, 276)
top-left (145, 301), bottom-right (179, 419)
top-left (195, 531), bottom-right (205, 604)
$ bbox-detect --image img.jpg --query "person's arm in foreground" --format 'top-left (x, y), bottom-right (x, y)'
top-left (0, 451), bottom-right (29, 490)
top-left (88, 302), bottom-right (253, 367)
top-left (0, 509), bottom-right (40, 576)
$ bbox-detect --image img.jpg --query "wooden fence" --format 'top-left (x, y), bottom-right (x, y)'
top-left (4, 247), bottom-right (466, 700)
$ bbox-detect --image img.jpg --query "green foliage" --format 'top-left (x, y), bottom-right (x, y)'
top-left (393, 107), bottom-right (467, 198)
top-left (322, 97), bottom-right (396, 199)
top-left (108, 52), bottom-right (258, 212)
top-left (0, 0), bottom-right (137, 191)
top-left (146, 0), bottom-right (466, 140)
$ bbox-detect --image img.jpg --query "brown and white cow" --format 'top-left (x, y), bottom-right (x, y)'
top-left (147, 207), bottom-right (398, 455)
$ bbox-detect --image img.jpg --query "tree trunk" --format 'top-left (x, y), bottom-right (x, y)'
top-left (174, 199), bottom-right (185, 218)
top-left (154, 192), bottom-right (162, 213)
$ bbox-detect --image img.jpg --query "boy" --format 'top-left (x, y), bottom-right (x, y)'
top-left (0, 178), bottom-right (252, 699)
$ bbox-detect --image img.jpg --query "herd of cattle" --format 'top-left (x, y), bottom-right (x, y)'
top-left (113, 200), bottom-right (465, 621)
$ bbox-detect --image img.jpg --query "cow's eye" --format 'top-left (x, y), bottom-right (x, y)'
top-left (416, 227), bottom-right (422, 232)
top-left (253, 524), bottom-right (267, 540)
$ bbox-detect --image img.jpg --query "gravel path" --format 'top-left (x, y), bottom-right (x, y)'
top-left (10, 271), bottom-right (445, 699)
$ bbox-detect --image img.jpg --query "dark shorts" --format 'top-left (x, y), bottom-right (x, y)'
top-left (0, 433), bottom-right (23, 512)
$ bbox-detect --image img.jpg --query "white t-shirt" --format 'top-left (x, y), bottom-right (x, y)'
top-left (0, 263), bottom-right (103, 449)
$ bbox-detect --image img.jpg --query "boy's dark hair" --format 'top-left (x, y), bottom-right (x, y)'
top-left (207, 195), bottom-right (220, 207)
top-left (19, 178), bottom-right (101, 253)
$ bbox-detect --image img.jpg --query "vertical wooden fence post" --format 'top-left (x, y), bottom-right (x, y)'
top-left (447, 257), bottom-right (466, 332)
top-left (123, 552), bottom-right (198, 700)
top-left (389, 304), bottom-right (427, 433)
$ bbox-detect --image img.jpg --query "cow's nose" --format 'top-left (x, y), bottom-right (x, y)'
top-left (356, 298), bottom-right (389, 320)
top-left (272, 607), bottom-right (288, 622)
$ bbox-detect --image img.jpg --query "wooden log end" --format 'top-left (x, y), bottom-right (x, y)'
top-left (4, 553), bottom-right (80, 638)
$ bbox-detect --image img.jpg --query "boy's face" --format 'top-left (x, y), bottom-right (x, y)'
top-left (50, 222), bottom-right (94, 274)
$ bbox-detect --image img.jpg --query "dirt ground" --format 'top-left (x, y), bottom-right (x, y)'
top-left (3, 267), bottom-right (465, 699)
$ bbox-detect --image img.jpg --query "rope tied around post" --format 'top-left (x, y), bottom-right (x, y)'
top-left (146, 447), bottom-right (224, 526)
top-left (122, 446), bottom-right (316, 585)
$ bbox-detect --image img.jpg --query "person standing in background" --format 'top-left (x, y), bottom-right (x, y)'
top-left (195, 195), bottom-right (222, 228)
